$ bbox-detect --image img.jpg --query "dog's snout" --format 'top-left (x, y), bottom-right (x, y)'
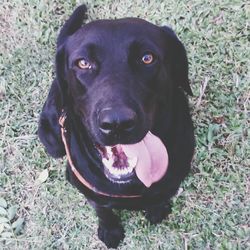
top-left (98, 107), bottom-right (137, 135)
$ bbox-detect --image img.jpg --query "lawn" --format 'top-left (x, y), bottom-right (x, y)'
top-left (0, 0), bottom-right (249, 249)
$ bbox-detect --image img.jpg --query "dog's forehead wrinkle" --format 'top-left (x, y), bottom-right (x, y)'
top-left (66, 24), bottom-right (167, 65)
top-left (83, 17), bottom-right (158, 31)
top-left (74, 19), bottom-right (164, 45)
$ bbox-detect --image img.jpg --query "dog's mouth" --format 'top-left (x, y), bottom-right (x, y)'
top-left (97, 145), bottom-right (137, 184)
top-left (96, 131), bottom-right (169, 187)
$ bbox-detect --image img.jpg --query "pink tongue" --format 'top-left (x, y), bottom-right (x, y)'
top-left (121, 131), bottom-right (168, 187)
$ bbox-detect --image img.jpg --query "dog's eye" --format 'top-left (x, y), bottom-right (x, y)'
top-left (141, 53), bottom-right (154, 65)
top-left (77, 59), bottom-right (92, 69)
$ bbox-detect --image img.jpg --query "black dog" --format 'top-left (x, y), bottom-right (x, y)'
top-left (38, 5), bottom-right (195, 248)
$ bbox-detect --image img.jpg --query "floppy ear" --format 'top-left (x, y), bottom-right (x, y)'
top-left (56, 4), bottom-right (88, 104)
top-left (38, 79), bottom-right (65, 158)
top-left (38, 5), bottom-right (88, 158)
top-left (57, 4), bottom-right (87, 47)
top-left (161, 26), bottom-right (193, 96)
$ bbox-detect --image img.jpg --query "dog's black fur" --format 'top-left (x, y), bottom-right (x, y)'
top-left (38, 5), bottom-right (195, 248)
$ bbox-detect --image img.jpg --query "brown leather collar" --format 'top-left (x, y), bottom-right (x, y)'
top-left (59, 110), bottom-right (141, 198)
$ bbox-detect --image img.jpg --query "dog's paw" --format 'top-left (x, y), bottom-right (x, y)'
top-left (145, 204), bottom-right (172, 225)
top-left (98, 224), bottom-right (125, 249)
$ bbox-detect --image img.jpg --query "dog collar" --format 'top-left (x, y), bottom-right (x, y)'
top-left (59, 110), bottom-right (141, 198)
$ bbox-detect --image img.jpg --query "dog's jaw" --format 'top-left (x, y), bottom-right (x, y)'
top-left (97, 131), bottom-right (169, 187)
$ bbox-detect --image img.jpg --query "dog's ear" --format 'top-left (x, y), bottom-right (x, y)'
top-left (38, 79), bottom-right (65, 158)
top-left (161, 26), bottom-right (193, 96)
top-left (57, 4), bottom-right (87, 47)
top-left (38, 5), bottom-right (87, 158)
top-left (56, 4), bottom-right (88, 104)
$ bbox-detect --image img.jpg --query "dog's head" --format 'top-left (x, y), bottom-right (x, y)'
top-left (42, 5), bottom-right (192, 185)
top-left (56, 5), bottom-right (192, 144)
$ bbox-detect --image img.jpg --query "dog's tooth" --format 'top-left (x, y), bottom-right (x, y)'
top-left (127, 167), bottom-right (133, 174)
top-left (122, 169), bottom-right (127, 175)
top-left (109, 167), bottom-right (115, 174)
top-left (109, 166), bottom-right (116, 175)
top-left (115, 168), bottom-right (121, 176)
top-left (115, 168), bottom-right (121, 175)
top-left (106, 146), bottom-right (113, 158)
top-left (114, 168), bottom-right (121, 176)
top-left (115, 168), bottom-right (120, 176)
top-left (127, 156), bottom-right (138, 168)
top-left (102, 158), bottom-right (114, 169)
top-left (119, 169), bottom-right (125, 175)
top-left (115, 168), bottom-right (124, 176)
top-left (125, 167), bottom-right (131, 174)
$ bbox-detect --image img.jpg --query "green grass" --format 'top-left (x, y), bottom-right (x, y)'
top-left (0, 0), bottom-right (249, 249)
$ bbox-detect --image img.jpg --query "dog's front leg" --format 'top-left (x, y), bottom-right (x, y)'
top-left (94, 206), bottom-right (125, 248)
top-left (145, 201), bottom-right (172, 225)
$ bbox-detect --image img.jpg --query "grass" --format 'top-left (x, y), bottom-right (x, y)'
top-left (0, 0), bottom-right (249, 249)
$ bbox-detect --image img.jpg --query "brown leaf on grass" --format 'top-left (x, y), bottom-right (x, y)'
top-left (212, 116), bottom-right (225, 124)
top-left (35, 169), bottom-right (49, 185)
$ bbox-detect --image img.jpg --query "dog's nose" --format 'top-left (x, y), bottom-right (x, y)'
top-left (98, 107), bottom-right (137, 135)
